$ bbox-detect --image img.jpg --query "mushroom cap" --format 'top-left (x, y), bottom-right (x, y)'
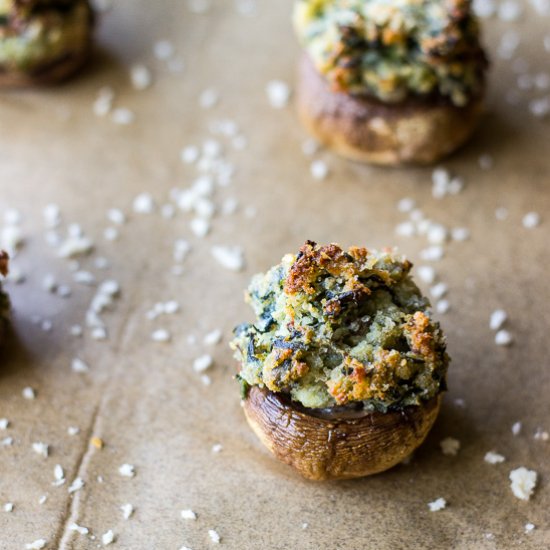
top-left (297, 54), bottom-right (484, 166)
top-left (0, 0), bottom-right (94, 88)
top-left (244, 386), bottom-right (441, 481)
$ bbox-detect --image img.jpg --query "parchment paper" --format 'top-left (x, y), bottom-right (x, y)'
top-left (0, 1), bottom-right (548, 548)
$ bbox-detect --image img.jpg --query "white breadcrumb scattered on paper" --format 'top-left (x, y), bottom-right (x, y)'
top-left (478, 153), bottom-right (494, 169)
top-left (484, 451), bottom-right (506, 464)
top-left (54, 464), bottom-right (65, 482)
top-left (173, 239), bottom-right (191, 263)
top-left (181, 509), bottom-right (197, 520)
top-left (93, 86), bottom-right (115, 117)
top-left (451, 227), bottom-right (470, 242)
top-left (417, 265), bottom-right (436, 284)
top-left (1, 436), bottom-right (13, 446)
top-left (101, 530), bottom-right (115, 545)
top-left (522, 212), bottom-right (541, 228)
top-left (203, 329), bottom-right (222, 346)
top-left (193, 354), bottom-right (213, 373)
top-left (266, 80), bottom-right (291, 109)
top-left (524, 522), bottom-right (535, 533)
top-left (208, 530), bottom-right (221, 544)
top-left (497, 29), bottom-right (520, 60)
top-left (68, 477), bottom-right (85, 494)
top-left (512, 421), bottom-right (522, 436)
top-left (151, 329), bottom-right (171, 343)
top-left (161, 204), bottom-right (176, 219)
top-left (0, 418), bottom-right (8, 430)
top-left (179, 547), bottom-right (193, 550)
top-left (71, 358), bottom-right (89, 374)
top-left (25, 540), bottom-right (47, 550)
top-left (534, 428), bottom-right (549, 441)
top-left (436, 299), bottom-right (450, 314)
top-left (130, 64), bottom-right (152, 90)
top-left (57, 234), bottom-right (94, 258)
top-left (3, 502), bottom-right (13, 512)
top-left (301, 138), bottom-right (319, 156)
top-left (221, 197), bottom-right (239, 215)
top-left (440, 437), bottom-right (460, 456)
top-left (430, 282), bottom-right (448, 300)
top-left (310, 159), bottom-right (329, 181)
top-left (201, 375), bottom-right (212, 386)
top-left (43, 203), bottom-right (61, 228)
top-left (120, 503), bottom-right (134, 520)
top-left (498, 0), bottom-right (523, 20)
top-left (153, 39), bottom-right (174, 60)
top-left (22, 387), bottom-right (36, 400)
top-left (68, 426), bottom-right (80, 436)
top-left (190, 217), bottom-right (210, 238)
top-left (473, 0), bottom-right (496, 17)
top-left (431, 168), bottom-right (463, 198)
top-left (57, 284), bottom-right (72, 298)
top-left (509, 467), bottom-right (537, 500)
top-left (4, 208), bottom-right (21, 225)
top-left (426, 224), bottom-right (448, 245)
top-left (38, 495), bottom-right (47, 505)
top-left (181, 145), bottom-right (200, 164)
top-left (212, 443), bottom-right (223, 453)
top-left (119, 463), bottom-right (136, 478)
top-left (420, 246), bottom-right (444, 262)
top-left (146, 301), bottom-right (180, 319)
top-left (42, 274), bottom-right (57, 292)
top-left (397, 197), bottom-right (416, 213)
top-left (1, 224), bottom-right (24, 255)
top-left (103, 227), bottom-right (119, 241)
top-left (428, 498), bottom-right (447, 512)
top-left (490, 309), bottom-right (507, 331)
top-left (495, 329), bottom-right (513, 346)
top-left (111, 108), bottom-right (135, 125)
top-left (95, 257), bottom-right (110, 270)
top-left (529, 97), bottom-right (550, 118)
top-left (69, 523), bottom-right (89, 535)
top-left (133, 193), bottom-right (155, 214)
top-left (199, 88), bottom-right (219, 109)
top-left (211, 245), bottom-right (245, 272)
top-left (32, 442), bottom-right (49, 458)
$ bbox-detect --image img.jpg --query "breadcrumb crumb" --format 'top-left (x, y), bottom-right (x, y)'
top-left (428, 498), bottom-right (447, 511)
top-left (509, 467), bottom-right (537, 500)
top-left (440, 437), bottom-right (460, 456)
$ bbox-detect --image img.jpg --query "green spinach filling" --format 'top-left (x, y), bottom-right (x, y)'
top-left (231, 241), bottom-right (448, 411)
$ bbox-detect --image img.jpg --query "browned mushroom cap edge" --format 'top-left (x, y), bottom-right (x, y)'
top-left (243, 386), bottom-right (441, 481)
top-left (296, 53), bottom-right (484, 166)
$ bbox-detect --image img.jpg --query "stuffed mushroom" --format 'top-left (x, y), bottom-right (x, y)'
top-left (293, 0), bottom-right (488, 165)
top-left (0, 251), bottom-right (9, 341)
top-left (231, 241), bottom-right (449, 480)
top-left (0, 0), bottom-right (94, 87)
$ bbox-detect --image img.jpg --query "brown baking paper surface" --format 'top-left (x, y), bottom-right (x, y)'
top-left (0, 1), bottom-right (548, 548)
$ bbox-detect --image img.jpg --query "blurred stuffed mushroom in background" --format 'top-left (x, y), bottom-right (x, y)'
top-left (293, 0), bottom-right (488, 165)
top-left (0, 251), bottom-right (9, 343)
top-left (0, 0), bottom-right (94, 87)
top-left (231, 241), bottom-right (449, 480)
